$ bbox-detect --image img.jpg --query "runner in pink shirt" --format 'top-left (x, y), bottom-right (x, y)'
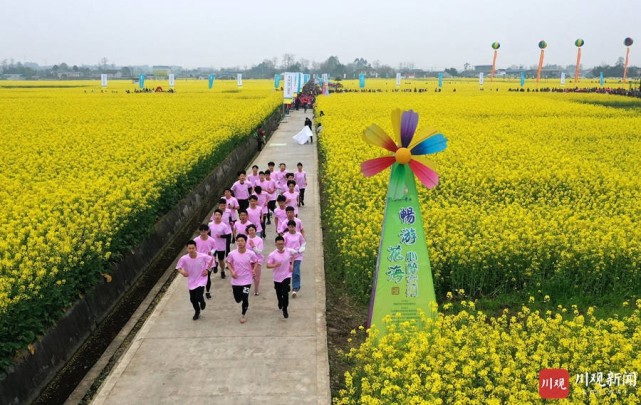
top-left (223, 189), bottom-right (239, 222)
top-left (231, 170), bottom-right (252, 212)
top-left (208, 209), bottom-right (232, 279)
top-left (253, 185), bottom-right (269, 235)
top-left (266, 235), bottom-right (295, 318)
top-left (273, 195), bottom-right (289, 235)
top-left (262, 170), bottom-right (277, 225)
top-left (274, 163), bottom-right (288, 193)
top-left (247, 165), bottom-right (261, 188)
top-left (295, 162), bottom-right (308, 206)
top-left (283, 221), bottom-right (306, 297)
top-left (282, 180), bottom-right (300, 214)
top-left (277, 206), bottom-right (305, 236)
top-left (246, 225), bottom-right (264, 295)
top-left (226, 234), bottom-right (259, 323)
top-left (176, 240), bottom-right (214, 320)
top-left (246, 195), bottom-right (264, 237)
top-left (285, 173), bottom-right (301, 193)
top-left (233, 211), bottom-right (254, 241)
top-left (194, 224), bottom-right (218, 299)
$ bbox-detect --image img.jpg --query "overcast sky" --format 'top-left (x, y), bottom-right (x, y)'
top-left (1, 0), bottom-right (638, 70)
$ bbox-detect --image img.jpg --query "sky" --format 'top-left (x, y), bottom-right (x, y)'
top-left (1, 0), bottom-right (638, 70)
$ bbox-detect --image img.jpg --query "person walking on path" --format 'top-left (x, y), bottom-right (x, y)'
top-left (246, 224), bottom-right (264, 296)
top-left (277, 206), bottom-right (304, 236)
top-left (231, 170), bottom-right (252, 212)
top-left (208, 209), bottom-right (232, 279)
top-left (294, 162), bottom-right (307, 206)
top-left (193, 224), bottom-right (218, 299)
top-left (226, 234), bottom-right (259, 323)
top-left (266, 235), bottom-right (295, 319)
top-left (263, 169), bottom-right (277, 225)
top-left (283, 220), bottom-right (306, 297)
top-left (176, 240), bottom-right (213, 320)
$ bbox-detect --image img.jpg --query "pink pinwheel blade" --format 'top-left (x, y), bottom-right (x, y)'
top-left (409, 159), bottom-right (440, 189)
top-left (362, 124), bottom-right (398, 153)
top-left (361, 156), bottom-right (395, 177)
top-left (400, 110), bottom-right (419, 147)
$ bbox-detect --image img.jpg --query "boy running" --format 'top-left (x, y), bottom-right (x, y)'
top-left (176, 240), bottom-right (213, 320)
top-left (193, 224), bottom-right (217, 299)
top-left (208, 209), bottom-right (232, 279)
top-left (266, 236), bottom-right (295, 319)
top-left (226, 234), bottom-right (258, 323)
top-left (283, 220), bottom-right (306, 297)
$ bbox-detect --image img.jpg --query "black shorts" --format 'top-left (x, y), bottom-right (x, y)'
top-left (216, 250), bottom-right (226, 262)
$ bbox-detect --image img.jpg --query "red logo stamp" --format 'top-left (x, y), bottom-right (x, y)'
top-left (539, 369), bottom-right (570, 399)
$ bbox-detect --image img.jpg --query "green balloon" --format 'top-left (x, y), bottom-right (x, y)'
top-left (491, 42), bottom-right (501, 50)
top-left (575, 38), bottom-right (584, 47)
top-left (538, 40), bottom-right (548, 49)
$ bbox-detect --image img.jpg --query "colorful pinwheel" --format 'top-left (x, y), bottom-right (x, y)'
top-left (361, 109), bottom-right (447, 198)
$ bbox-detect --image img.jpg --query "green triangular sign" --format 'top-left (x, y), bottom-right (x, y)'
top-left (367, 162), bottom-right (437, 333)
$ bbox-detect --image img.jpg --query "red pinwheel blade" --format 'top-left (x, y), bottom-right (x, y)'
top-left (361, 156), bottom-right (395, 177)
top-left (409, 160), bottom-right (440, 189)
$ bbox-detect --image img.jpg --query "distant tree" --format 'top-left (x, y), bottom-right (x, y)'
top-left (445, 67), bottom-right (459, 76)
top-left (282, 53), bottom-right (295, 70)
top-left (320, 56), bottom-right (345, 77)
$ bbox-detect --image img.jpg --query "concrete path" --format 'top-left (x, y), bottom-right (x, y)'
top-left (91, 109), bottom-right (330, 405)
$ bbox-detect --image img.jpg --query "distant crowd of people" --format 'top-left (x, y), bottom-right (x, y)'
top-left (508, 86), bottom-right (641, 98)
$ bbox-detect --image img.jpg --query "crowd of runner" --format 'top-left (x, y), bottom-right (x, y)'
top-left (175, 161), bottom-right (309, 323)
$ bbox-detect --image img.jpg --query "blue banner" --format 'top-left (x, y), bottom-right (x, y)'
top-left (359, 73), bottom-right (365, 88)
top-left (208, 74), bottom-right (215, 89)
top-left (438, 72), bottom-right (443, 88)
top-left (520, 72), bottom-right (525, 87)
top-left (274, 74), bottom-right (281, 89)
top-left (599, 72), bottom-right (604, 87)
top-left (139, 74), bottom-right (145, 89)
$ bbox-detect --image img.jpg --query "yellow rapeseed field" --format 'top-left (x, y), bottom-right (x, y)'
top-left (0, 79), bottom-right (280, 367)
top-left (317, 84), bottom-right (641, 301)
top-left (319, 80), bottom-right (641, 403)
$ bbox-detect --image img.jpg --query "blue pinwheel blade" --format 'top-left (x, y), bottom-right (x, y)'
top-left (411, 133), bottom-right (447, 155)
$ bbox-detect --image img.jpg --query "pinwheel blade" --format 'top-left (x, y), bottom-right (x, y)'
top-left (411, 133), bottom-right (447, 155)
top-left (411, 154), bottom-right (439, 172)
top-left (362, 124), bottom-right (398, 153)
top-left (409, 160), bottom-right (440, 189)
top-left (407, 127), bottom-right (439, 150)
top-left (361, 156), bottom-right (395, 177)
top-left (391, 109), bottom-right (402, 146)
top-left (400, 110), bottom-right (419, 147)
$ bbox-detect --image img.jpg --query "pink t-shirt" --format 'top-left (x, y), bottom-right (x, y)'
top-left (294, 171), bottom-right (307, 188)
top-left (255, 192), bottom-right (269, 214)
top-left (231, 180), bottom-right (252, 200)
top-left (234, 220), bottom-right (254, 236)
top-left (247, 235), bottom-right (264, 262)
top-left (274, 170), bottom-right (288, 190)
top-left (278, 216), bottom-right (304, 235)
top-left (224, 196), bottom-right (239, 220)
top-left (282, 190), bottom-right (300, 214)
top-left (176, 253), bottom-right (210, 290)
top-left (226, 249), bottom-right (258, 286)
top-left (267, 249), bottom-right (294, 282)
top-left (274, 207), bottom-right (288, 232)
top-left (194, 235), bottom-right (217, 255)
top-left (262, 179), bottom-right (277, 201)
top-left (211, 207), bottom-right (232, 226)
top-left (208, 221), bottom-right (231, 251)
top-left (246, 206), bottom-right (263, 232)
top-left (283, 231), bottom-right (305, 261)
top-left (247, 173), bottom-right (261, 187)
